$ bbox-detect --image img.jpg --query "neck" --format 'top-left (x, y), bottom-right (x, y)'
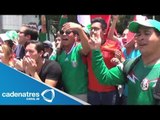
top-left (64, 42), bottom-right (75, 53)
top-left (142, 53), bottom-right (160, 66)
top-left (2, 59), bottom-right (10, 65)
top-left (36, 58), bottom-right (45, 73)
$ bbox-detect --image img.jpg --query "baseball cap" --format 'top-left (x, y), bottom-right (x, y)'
top-left (0, 33), bottom-right (9, 41)
top-left (129, 19), bottom-right (160, 33)
top-left (43, 40), bottom-right (53, 49)
top-left (6, 30), bottom-right (18, 41)
top-left (0, 30), bottom-right (18, 41)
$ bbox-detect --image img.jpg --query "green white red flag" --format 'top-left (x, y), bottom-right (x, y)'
top-left (77, 15), bottom-right (111, 34)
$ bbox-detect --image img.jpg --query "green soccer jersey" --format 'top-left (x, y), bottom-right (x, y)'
top-left (92, 50), bottom-right (160, 105)
top-left (57, 44), bottom-right (88, 95)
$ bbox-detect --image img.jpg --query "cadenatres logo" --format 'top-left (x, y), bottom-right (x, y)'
top-left (41, 89), bottom-right (55, 103)
top-left (1, 89), bottom-right (55, 103)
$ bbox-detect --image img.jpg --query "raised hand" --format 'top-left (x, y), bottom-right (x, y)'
top-left (110, 57), bottom-right (121, 65)
top-left (88, 33), bottom-right (101, 50)
top-left (62, 22), bottom-right (82, 32)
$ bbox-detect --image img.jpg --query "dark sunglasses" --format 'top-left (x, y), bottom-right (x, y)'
top-left (60, 30), bottom-right (73, 35)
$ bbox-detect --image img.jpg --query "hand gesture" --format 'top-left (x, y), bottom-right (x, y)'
top-left (110, 57), bottom-right (121, 65)
top-left (23, 57), bottom-right (37, 76)
top-left (88, 33), bottom-right (101, 50)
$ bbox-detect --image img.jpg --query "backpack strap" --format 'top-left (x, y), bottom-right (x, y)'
top-left (123, 56), bottom-right (141, 83)
top-left (153, 78), bottom-right (160, 105)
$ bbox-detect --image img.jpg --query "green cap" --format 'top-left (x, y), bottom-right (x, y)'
top-left (6, 30), bottom-right (18, 41)
top-left (129, 19), bottom-right (160, 33)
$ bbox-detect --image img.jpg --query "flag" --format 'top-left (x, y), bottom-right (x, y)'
top-left (77, 15), bottom-right (91, 34)
top-left (77, 15), bottom-right (111, 34)
top-left (77, 15), bottom-right (91, 27)
top-left (133, 15), bottom-right (148, 21)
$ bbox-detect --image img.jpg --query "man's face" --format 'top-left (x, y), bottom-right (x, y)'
top-left (90, 22), bottom-right (105, 43)
top-left (135, 26), bottom-right (160, 56)
top-left (121, 29), bottom-right (129, 46)
top-left (17, 26), bottom-right (28, 45)
top-left (25, 43), bottom-right (40, 61)
top-left (55, 36), bottom-right (61, 47)
top-left (60, 30), bottom-right (75, 46)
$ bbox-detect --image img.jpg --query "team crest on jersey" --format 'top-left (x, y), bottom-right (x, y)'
top-left (72, 60), bottom-right (77, 68)
top-left (65, 57), bottom-right (69, 61)
top-left (140, 78), bottom-right (149, 91)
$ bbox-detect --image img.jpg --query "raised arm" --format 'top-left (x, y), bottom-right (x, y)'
top-left (88, 32), bottom-right (125, 85)
top-left (107, 15), bottom-right (119, 41)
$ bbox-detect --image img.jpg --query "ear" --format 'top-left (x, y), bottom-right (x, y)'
top-left (103, 29), bottom-right (107, 35)
top-left (26, 34), bottom-right (31, 40)
top-left (39, 50), bottom-right (44, 57)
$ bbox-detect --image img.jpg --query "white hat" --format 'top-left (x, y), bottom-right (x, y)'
top-left (0, 30), bottom-right (18, 41)
top-left (0, 33), bottom-right (10, 41)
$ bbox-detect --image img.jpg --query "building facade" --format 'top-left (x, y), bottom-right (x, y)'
top-left (0, 15), bottom-right (39, 33)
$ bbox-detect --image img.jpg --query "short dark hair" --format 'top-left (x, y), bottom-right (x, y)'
top-left (91, 17), bottom-right (107, 30)
top-left (24, 40), bottom-right (44, 53)
top-left (22, 23), bottom-right (39, 40)
top-left (154, 28), bottom-right (160, 36)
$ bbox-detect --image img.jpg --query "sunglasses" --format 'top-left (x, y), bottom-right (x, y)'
top-left (60, 30), bottom-right (73, 35)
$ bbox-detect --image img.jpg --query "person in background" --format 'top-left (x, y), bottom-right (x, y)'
top-left (43, 40), bottom-right (54, 59)
top-left (0, 30), bottom-right (18, 52)
top-left (14, 22), bottom-right (38, 60)
top-left (107, 15), bottom-right (129, 48)
top-left (108, 15), bottom-right (141, 59)
top-left (0, 44), bottom-right (15, 68)
top-left (0, 31), bottom-right (19, 66)
top-left (13, 22), bottom-right (38, 71)
top-left (53, 31), bottom-right (63, 59)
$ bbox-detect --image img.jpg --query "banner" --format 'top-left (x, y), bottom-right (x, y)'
top-left (0, 63), bottom-right (89, 105)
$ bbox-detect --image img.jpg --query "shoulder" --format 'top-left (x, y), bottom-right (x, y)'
top-left (43, 59), bottom-right (61, 71)
top-left (45, 59), bottom-right (60, 66)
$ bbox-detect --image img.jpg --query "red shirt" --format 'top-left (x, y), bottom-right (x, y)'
top-left (87, 39), bottom-right (123, 92)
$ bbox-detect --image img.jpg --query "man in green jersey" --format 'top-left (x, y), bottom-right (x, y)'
top-left (89, 19), bottom-right (160, 105)
top-left (56, 22), bottom-right (90, 102)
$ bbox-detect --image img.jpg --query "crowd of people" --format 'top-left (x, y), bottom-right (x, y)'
top-left (0, 15), bottom-right (160, 105)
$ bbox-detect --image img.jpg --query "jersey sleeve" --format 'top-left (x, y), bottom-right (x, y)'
top-left (91, 49), bottom-right (126, 85)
